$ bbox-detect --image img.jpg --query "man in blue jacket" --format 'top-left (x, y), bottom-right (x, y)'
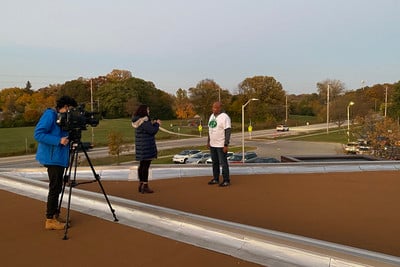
top-left (34, 95), bottom-right (77, 230)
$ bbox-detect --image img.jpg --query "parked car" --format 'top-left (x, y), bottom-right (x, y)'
top-left (276, 124), bottom-right (289, 131)
top-left (343, 142), bottom-right (358, 154)
top-left (205, 152), bottom-right (233, 164)
top-left (246, 157), bottom-right (280, 163)
top-left (357, 145), bottom-right (372, 155)
top-left (186, 152), bottom-right (211, 164)
top-left (172, 150), bottom-right (201, 164)
top-left (228, 152), bottom-right (258, 163)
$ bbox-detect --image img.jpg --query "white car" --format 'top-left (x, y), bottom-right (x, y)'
top-left (172, 150), bottom-right (201, 164)
top-left (343, 142), bottom-right (358, 154)
top-left (276, 124), bottom-right (289, 131)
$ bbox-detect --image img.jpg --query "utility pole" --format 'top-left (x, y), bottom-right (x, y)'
top-left (385, 86), bottom-right (388, 117)
top-left (90, 79), bottom-right (94, 112)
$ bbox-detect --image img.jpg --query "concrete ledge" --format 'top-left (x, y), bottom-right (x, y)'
top-left (2, 161), bottom-right (400, 181)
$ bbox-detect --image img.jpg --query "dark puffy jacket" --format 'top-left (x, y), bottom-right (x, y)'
top-left (132, 115), bottom-right (159, 161)
top-left (34, 108), bottom-right (70, 167)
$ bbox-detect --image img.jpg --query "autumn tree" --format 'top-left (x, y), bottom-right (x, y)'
top-left (355, 116), bottom-right (400, 159)
top-left (58, 79), bottom-right (90, 105)
top-left (189, 79), bottom-right (225, 120)
top-left (316, 79), bottom-right (345, 102)
top-left (96, 77), bottom-right (174, 119)
top-left (107, 131), bottom-right (128, 164)
top-left (174, 88), bottom-right (195, 119)
top-left (387, 81), bottom-right (400, 119)
top-left (106, 69), bottom-right (132, 81)
top-left (0, 87), bottom-right (25, 113)
top-left (235, 76), bottom-right (286, 125)
top-left (96, 82), bottom-right (134, 118)
top-left (289, 93), bottom-right (319, 116)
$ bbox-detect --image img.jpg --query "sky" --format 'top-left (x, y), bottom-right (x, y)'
top-left (1, 0), bottom-right (399, 95)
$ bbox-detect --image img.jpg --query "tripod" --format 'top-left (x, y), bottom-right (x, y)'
top-left (58, 139), bottom-right (118, 240)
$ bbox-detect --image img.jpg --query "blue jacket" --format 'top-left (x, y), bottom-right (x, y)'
top-left (34, 108), bottom-right (70, 167)
top-left (132, 115), bottom-right (159, 161)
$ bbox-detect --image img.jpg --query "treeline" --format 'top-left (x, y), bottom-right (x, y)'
top-left (1, 69), bottom-right (400, 130)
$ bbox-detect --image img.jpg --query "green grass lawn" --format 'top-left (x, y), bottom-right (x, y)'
top-left (286, 128), bottom-right (349, 143)
top-left (0, 118), bottom-right (207, 156)
top-left (0, 126), bottom-right (36, 156)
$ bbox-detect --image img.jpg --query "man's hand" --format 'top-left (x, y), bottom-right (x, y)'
top-left (60, 137), bottom-right (69, 146)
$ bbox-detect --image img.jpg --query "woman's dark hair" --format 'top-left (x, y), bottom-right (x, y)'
top-left (134, 104), bottom-right (149, 117)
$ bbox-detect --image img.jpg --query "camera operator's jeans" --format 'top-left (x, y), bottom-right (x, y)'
top-left (210, 147), bottom-right (230, 182)
top-left (46, 165), bottom-right (65, 219)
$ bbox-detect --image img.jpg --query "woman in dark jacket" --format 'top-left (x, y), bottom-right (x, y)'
top-left (132, 104), bottom-right (161, 193)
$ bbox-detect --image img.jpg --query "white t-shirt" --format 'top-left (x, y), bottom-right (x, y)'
top-left (208, 112), bottom-right (231, 147)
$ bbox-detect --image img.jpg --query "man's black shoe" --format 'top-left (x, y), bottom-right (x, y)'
top-left (208, 179), bottom-right (219, 185)
top-left (219, 181), bottom-right (230, 187)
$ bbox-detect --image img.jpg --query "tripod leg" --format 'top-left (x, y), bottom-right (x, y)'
top-left (80, 143), bottom-right (119, 222)
top-left (58, 149), bottom-right (75, 217)
top-left (63, 146), bottom-right (79, 240)
top-left (63, 173), bottom-right (74, 240)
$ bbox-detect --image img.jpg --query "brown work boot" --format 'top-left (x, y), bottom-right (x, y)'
top-left (45, 218), bottom-right (66, 230)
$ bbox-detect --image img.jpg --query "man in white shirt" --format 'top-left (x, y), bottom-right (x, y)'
top-left (207, 102), bottom-right (231, 187)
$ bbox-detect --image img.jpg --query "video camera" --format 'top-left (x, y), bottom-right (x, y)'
top-left (57, 104), bottom-right (99, 142)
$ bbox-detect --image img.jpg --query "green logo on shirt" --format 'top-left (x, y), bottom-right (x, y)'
top-left (209, 120), bottom-right (217, 128)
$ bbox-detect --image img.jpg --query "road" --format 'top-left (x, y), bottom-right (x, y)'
top-left (0, 123), bottom-right (342, 168)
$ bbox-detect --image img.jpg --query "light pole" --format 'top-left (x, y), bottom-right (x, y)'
top-left (347, 101), bottom-right (354, 143)
top-left (326, 83), bottom-right (330, 134)
top-left (242, 98), bottom-right (259, 163)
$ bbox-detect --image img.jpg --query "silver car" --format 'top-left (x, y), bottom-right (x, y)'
top-left (186, 152), bottom-right (211, 164)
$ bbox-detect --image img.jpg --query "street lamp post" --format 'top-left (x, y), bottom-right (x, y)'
top-left (326, 83), bottom-right (330, 134)
top-left (242, 98), bottom-right (259, 163)
top-left (347, 101), bottom-right (355, 143)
